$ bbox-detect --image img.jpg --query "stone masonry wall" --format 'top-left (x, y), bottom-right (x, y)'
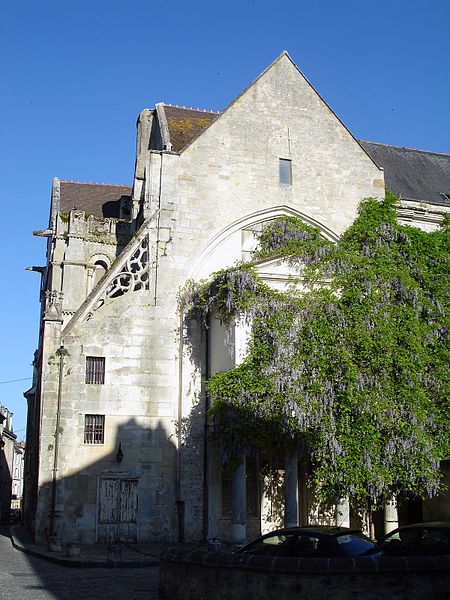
top-left (159, 548), bottom-right (450, 600)
top-left (142, 54), bottom-right (385, 541)
top-left (36, 54), bottom-right (386, 545)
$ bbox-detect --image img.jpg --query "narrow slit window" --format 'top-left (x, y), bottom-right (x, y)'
top-left (84, 414), bottom-right (105, 444)
top-left (279, 158), bottom-right (292, 185)
top-left (86, 356), bottom-right (105, 384)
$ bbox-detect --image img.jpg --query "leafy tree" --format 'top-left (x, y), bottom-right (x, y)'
top-left (182, 193), bottom-right (450, 508)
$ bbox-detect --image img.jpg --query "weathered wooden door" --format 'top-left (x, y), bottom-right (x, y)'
top-left (97, 478), bottom-right (139, 543)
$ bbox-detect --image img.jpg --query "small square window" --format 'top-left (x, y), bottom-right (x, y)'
top-left (84, 414), bottom-right (105, 444)
top-left (279, 158), bottom-right (292, 185)
top-left (86, 356), bottom-right (105, 384)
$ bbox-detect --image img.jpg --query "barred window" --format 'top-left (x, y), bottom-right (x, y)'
top-left (86, 356), bottom-right (105, 384)
top-left (84, 414), bottom-right (105, 444)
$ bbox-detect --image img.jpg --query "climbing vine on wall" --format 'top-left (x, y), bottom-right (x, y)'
top-left (181, 193), bottom-right (450, 507)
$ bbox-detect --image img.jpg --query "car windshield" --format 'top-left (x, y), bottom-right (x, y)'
top-left (382, 528), bottom-right (417, 548)
top-left (335, 533), bottom-right (376, 557)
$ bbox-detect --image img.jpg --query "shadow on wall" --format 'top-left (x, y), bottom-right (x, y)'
top-left (34, 418), bottom-right (179, 546)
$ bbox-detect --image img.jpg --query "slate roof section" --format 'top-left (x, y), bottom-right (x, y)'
top-left (360, 141), bottom-right (450, 206)
top-left (59, 181), bottom-right (132, 219)
top-left (163, 105), bottom-right (220, 152)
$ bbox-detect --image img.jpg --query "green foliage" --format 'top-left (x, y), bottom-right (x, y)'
top-left (183, 193), bottom-right (450, 507)
top-left (253, 215), bottom-right (330, 261)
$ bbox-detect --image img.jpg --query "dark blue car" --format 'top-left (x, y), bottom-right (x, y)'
top-left (236, 525), bottom-right (376, 558)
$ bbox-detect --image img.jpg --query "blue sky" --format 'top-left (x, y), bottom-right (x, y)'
top-left (1, 0), bottom-right (449, 438)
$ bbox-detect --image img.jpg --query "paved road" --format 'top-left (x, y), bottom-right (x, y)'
top-left (0, 527), bottom-right (160, 600)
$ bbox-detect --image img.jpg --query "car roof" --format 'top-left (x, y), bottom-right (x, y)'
top-left (266, 526), bottom-right (363, 537)
top-left (393, 521), bottom-right (450, 530)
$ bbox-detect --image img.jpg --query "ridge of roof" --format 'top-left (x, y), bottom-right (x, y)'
top-left (360, 140), bottom-right (450, 158)
top-left (220, 50), bottom-right (294, 114)
top-left (168, 51), bottom-right (381, 171)
top-left (59, 179), bottom-right (132, 188)
top-left (157, 52), bottom-right (294, 155)
top-left (162, 103), bottom-right (221, 114)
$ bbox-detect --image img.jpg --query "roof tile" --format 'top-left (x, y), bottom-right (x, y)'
top-left (59, 181), bottom-right (132, 219)
top-left (360, 142), bottom-right (450, 206)
top-left (163, 105), bottom-right (219, 152)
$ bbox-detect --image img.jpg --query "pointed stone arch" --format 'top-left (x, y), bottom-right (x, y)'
top-left (188, 205), bottom-right (339, 280)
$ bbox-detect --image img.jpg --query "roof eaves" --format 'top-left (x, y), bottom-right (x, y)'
top-left (400, 196), bottom-right (450, 208)
top-left (359, 140), bottom-right (450, 158)
top-left (58, 180), bottom-right (132, 188)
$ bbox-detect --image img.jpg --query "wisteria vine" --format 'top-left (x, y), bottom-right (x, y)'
top-left (182, 193), bottom-right (450, 507)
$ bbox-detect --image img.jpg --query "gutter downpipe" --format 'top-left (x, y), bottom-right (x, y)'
top-left (202, 317), bottom-right (210, 542)
top-left (176, 309), bottom-right (185, 542)
top-left (49, 343), bottom-right (65, 541)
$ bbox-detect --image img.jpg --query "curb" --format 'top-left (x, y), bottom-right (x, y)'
top-left (10, 526), bottom-right (159, 569)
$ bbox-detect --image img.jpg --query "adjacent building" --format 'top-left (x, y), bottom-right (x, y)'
top-left (24, 52), bottom-right (450, 545)
top-left (0, 406), bottom-right (17, 522)
top-left (11, 441), bottom-right (25, 514)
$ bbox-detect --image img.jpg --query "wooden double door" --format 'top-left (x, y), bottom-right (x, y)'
top-left (97, 478), bottom-right (139, 543)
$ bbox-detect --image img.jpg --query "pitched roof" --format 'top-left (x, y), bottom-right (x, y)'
top-left (159, 102), bottom-right (450, 207)
top-left (59, 180), bottom-right (132, 219)
top-left (56, 108), bottom-right (450, 217)
top-left (360, 142), bottom-right (450, 206)
top-left (162, 104), bottom-right (219, 152)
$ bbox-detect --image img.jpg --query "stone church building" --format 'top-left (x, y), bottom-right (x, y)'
top-left (24, 52), bottom-right (449, 545)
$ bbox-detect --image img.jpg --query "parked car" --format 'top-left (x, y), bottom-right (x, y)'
top-left (377, 522), bottom-right (450, 556)
top-left (236, 526), bottom-right (377, 558)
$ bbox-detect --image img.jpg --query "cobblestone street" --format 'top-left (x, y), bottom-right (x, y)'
top-left (0, 527), bottom-right (160, 600)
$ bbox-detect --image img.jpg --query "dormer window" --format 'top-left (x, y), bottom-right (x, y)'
top-left (279, 158), bottom-right (292, 185)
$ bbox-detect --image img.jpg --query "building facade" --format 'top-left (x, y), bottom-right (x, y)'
top-left (24, 53), bottom-right (450, 545)
top-left (0, 406), bottom-right (17, 522)
top-left (11, 442), bottom-right (25, 514)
